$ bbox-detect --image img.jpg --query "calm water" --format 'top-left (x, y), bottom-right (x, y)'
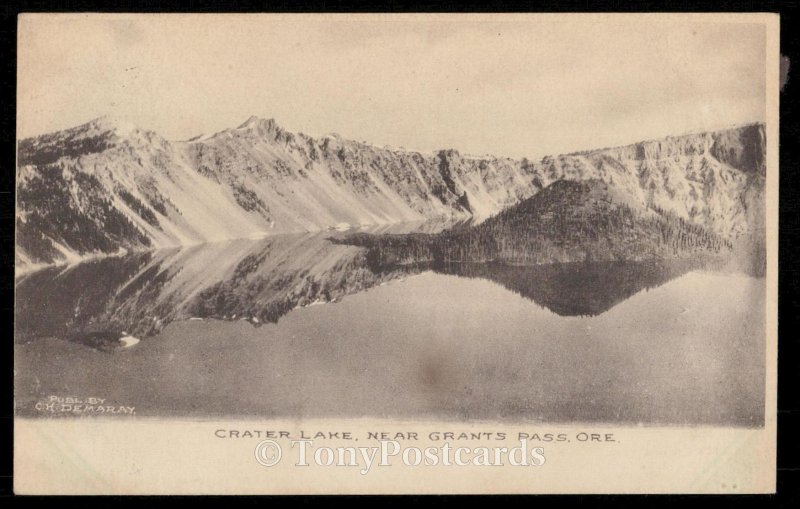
top-left (14, 234), bottom-right (765, 426)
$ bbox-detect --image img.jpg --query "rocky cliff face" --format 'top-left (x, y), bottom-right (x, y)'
top-left (15, 115), bottom-right (766, 269)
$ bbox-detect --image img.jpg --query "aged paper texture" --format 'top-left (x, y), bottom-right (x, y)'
top-left (14, 13), bottom-right (778, 494)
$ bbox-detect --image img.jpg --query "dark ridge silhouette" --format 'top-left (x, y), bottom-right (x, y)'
top-left (432, 258), bottom-right (725, 317)
top-left (339, 179), bottom-right (734, 267)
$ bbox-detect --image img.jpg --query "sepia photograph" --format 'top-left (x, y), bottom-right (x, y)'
top-left (13, 13), bottom-right (779, 494)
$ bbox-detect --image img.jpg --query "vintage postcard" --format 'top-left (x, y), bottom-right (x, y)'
top-left (14, 13), bottom-right (778, 494)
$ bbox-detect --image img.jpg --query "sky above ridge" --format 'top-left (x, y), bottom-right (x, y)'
top-left (18, 14), bottom-right (769, 158)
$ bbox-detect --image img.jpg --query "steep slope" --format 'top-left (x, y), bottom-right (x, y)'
top-left (16, 116), bottom-right (766, 269)
top-left (16, 117), bottom-right (275, 269)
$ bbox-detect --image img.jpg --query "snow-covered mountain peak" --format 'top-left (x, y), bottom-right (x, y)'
top-left (17, 115), bottom-right (169, 169)
top-left (236, 115), bottom-right (279, 132)
top-left (85, 115), bottom-right (140, 137)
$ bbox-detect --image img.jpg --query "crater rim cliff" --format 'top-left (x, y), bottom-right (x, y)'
top-left (16, 115), bottom-right (767, 272)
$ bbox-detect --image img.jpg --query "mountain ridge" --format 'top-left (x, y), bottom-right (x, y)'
top-left (339, 179), bottom-right (735, 269)
top-left (16, 116), bottom-right (766, 271)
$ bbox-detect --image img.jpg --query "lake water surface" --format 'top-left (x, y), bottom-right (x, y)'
top-left (14, 234), bottom-right (765, 426)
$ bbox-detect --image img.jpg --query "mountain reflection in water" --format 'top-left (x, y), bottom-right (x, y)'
top-left (15, 232), bottom-right (732, 351)
top-left (432, 259), bottom-right (724, 317)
